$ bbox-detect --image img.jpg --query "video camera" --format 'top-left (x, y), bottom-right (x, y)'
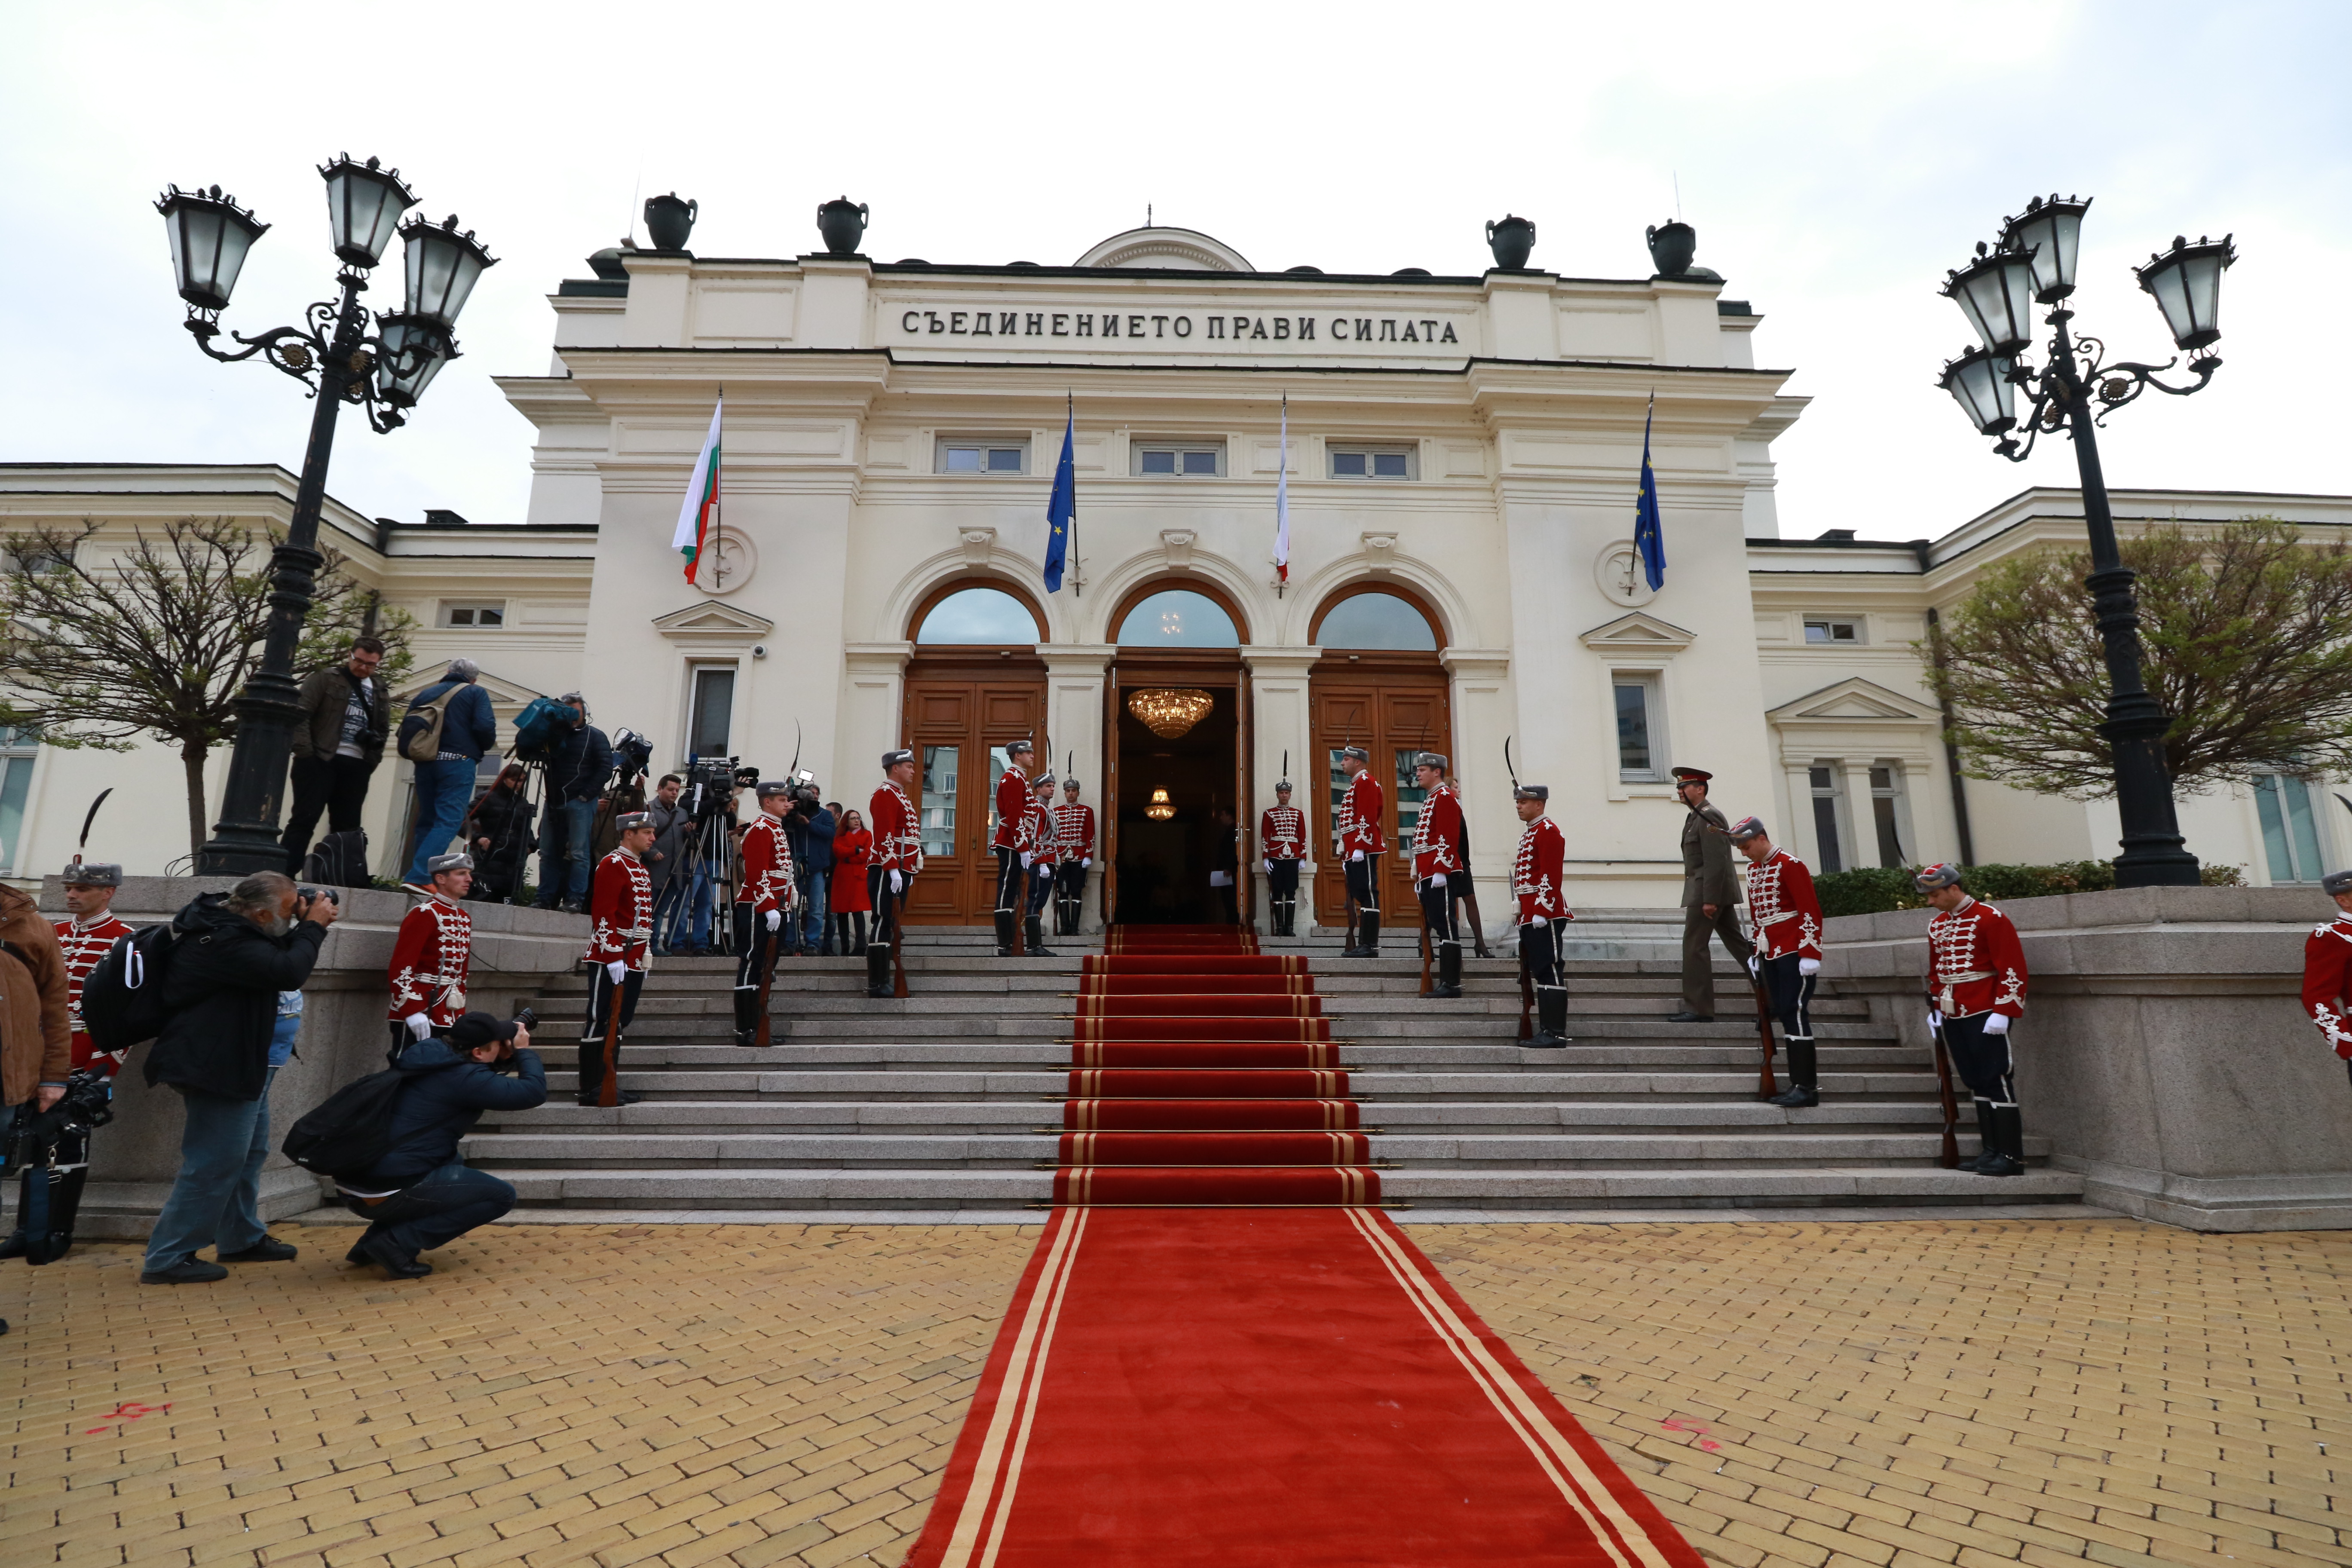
top-left (684, 755), bottom-right (759, 820)
top-left (609, 727), bottom-right (655, 785)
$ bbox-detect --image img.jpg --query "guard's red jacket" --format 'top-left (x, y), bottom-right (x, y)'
top-left (870, 781), bottom-right (922, 874)
top-left (1054, 801), bottom-right (1097, 863)
top-left (1926, 896), bottom-right (2027, 1019)
top-left (585, 848), bottom-right (653, 971)
top-left (1410, 782), bottom-right (1465, 879)
top-left (56, 913), bottom-right (132, 1073)
top-left (1337, 770), bottom-right (1385, 857)
top-left (737, 813), bottom-right (794, 914)
top-left (1742, 848), bottom-right (1824, 962)
top-left (1023, 795), bottom-right (1055, 860)
top-left (386, 893), bottom-right (474, 1028)
top-left (1260, 805), bottom-right (1306, 861)
top-left (2303, 913), bottom-right (2352, 1058)
top-left (1512, 816), bottom-right (1571, 922)
top-left (992, 764), bottom-right (1031, 850)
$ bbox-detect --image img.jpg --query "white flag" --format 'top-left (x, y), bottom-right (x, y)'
top-left (1273, 395), bottom-right (1290, 583)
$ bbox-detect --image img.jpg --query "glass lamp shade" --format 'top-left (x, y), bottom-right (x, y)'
top-left (373, 313), bottom-right (457, 409)
top-left (154, 184), bottom-right (270, 310)
top-left (1937, 346), bottom-right (2017, 435)
top-left (399, 214), bottom-right (498, 330)
top-left (1941, 244), bottom-right (2042, 357)
top-left (2135, 233), bottom-right (2236, 352)
top-left (318, 154), bottom-right (416, 267)
top-left (1999, 194), bottom-right (2091, 303)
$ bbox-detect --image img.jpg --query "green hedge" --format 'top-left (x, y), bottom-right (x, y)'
top-left (1813, 859), bottom-right (2245, 918)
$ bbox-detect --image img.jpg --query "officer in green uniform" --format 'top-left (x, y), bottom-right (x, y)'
top-left (1667, 765), bottom-right (1754, 1022)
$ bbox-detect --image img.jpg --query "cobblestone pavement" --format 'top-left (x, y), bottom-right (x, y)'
top-left (6, 1216), bottom-right (2348, 1568)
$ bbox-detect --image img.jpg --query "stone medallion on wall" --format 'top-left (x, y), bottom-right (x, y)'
top-left (694, 530), bottom-right (757, 594)
top-left (1593, 539), bottom-right (1658, 609)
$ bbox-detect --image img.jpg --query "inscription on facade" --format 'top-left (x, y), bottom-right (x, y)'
top-left (895, 309), bottom-right (1460, 346)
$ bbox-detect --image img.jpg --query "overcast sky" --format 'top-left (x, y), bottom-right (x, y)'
top-left (4, 2), bottom-right (2346, 542)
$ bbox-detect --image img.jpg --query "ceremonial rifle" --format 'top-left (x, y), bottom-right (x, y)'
top-left (1504, 737), bottom-right (1534, 1042)
top-left (596, 979), bottom-right (625, 1109)
top-left (1924, 993), bottom-right (1961, 1168)
top-left (1746, 957), bottom-right (1779, 1100)
top-left (1418, 901), bottom-right (1433, 997)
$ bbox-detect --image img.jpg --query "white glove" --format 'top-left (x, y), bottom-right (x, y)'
top-left (1349, 849), bottom-right (1364, 863)
top-left (1926, 1009), bottom-right (1943, 1032)
top-left (1530, 915), bottom-right (1548, 927)
top-left (889, 870), bottom-right (904, 894)
top-left (605, 961), bottom-right (626, 984)
top-left (404, 1012), bottom-right (432, 1041)
top-left (1429, 873), bottom-right (1446, 888)
top-left (764, 909), bottom-right (782, 933)
top-left (1798, 958), bottom-right (1820, 977)
top-left (1263, 860), bottom-right (1274, 876)
top-left (1082, 858), bottom-right (1091, 869)
top-left (1984, 1013), bottom-right (2010, 1035)
top-left (1020, 851), bottom-right (1034, 869)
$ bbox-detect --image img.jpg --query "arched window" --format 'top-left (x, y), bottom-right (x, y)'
top-left (1313, 588), bottom-right (1439, 651)
top-left (1115, 588), bottom-right (1240, 648)
top-left (915, 585), bottom-right (1044, 644)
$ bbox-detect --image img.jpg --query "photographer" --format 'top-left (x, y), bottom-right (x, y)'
top-left (464, 763), bottom-right (535, 902)
top-left (653, 763), bottom-right (737, 957)
top-left (534, 693), bottom-right (612, 914)
top-left (784, 783), bottom-right (835, 957)
top-left (282, 636), bottom-right (388, 875)
top-left (336, 1010), bottom-right (544, 1279)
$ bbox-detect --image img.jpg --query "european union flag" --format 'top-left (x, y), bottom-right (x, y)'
top-left (1044, 401), bottom-right (1075, 593)
top-left (1633, 395), bottom-right (1666, 591)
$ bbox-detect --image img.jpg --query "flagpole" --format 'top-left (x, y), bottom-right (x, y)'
top-left (708, 386), bottom-right (725, 588)
top-left (1067, 389), bottom-right (1079, 598)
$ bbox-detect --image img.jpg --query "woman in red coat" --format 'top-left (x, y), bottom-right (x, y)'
top-left (831, 809), bottom-right (874, 955)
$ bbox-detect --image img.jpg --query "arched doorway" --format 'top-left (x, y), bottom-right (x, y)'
top-left (1307, 585), bottom-right (1451, 925)
top-left (900, 580), bottom-right (1048, 924)
top-left (1106, 582), bottom-right (1249, 925)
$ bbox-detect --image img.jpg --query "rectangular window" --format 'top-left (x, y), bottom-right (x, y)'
top-left (1329, 444), bottom-right (1417, 480)
top-left (1393, 749), bottom-right (1427, 850)
top-left (440, 601), bottom-right (506, 628)
top-left (922, 745), bottom-right (960, 859)
top-left (1810, 764), bottom-right (1846, 875)
top-left (0, 727), bottom-right (35, 875)
top-left (936, 438), bottom-right (1029, 475)
top-left (1133, 441), bottom-right (1225, 478)
top-left (1612, 676), bottom-right (1660, 782)
top-left (1868, 764), bottom-right (1908, 868)
top-left (2254, 772), bottom-right (2327, 883)
top-left (1802, 618), bottom-right (1862, 645)
top-left (687, 667), bottom-right (736, 760)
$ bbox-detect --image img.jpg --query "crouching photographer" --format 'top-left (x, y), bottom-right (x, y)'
top-left (335, 1010), bottom-right (545, 1280)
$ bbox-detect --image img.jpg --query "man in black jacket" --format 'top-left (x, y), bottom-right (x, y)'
top-left (141, 873), bottom-right (340, 1285)
top-left (535, 693), bottom-right (612, 913)
top-left (282, 637), bottom-right (388, 875)
top-left (337, 1011), bottom-right (545, 1279)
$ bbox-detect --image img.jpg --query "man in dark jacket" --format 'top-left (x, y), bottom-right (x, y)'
top-left (282, 637), bottom-right (389, 875)
top-left (536, 693), bottom-right (612, 912)
top-left (337, 1010), bottom-right (543, 1279)
top-left (141, 873), bottom-right (339, 1285)
top-left (401, 658), bottom-right (500, 887)
top-left (785, 786), bottom-right (836, 956)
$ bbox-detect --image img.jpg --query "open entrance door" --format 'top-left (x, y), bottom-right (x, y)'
top-left (1110, 654), bottom-right (1243, 924)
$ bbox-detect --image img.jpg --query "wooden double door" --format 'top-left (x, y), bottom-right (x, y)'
top-left (1309, 658), bottom-right (1452, 925)
top-left (900, 661), bottom-right (1046, 924)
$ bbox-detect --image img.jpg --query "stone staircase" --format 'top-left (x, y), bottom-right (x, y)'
top-left (459, 924), bottom-right (2089, 1218)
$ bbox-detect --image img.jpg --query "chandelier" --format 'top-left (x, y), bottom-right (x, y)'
top-left (1127, 688), bottom-right (1213, 739)
top-left (1146, 787), bottom-right (1176, 821)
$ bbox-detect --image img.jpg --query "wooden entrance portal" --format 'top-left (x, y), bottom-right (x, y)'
top-left (1308, 656), bottom-right (1452, 926)
top-left (899, 659), bottom-right (1047, 925)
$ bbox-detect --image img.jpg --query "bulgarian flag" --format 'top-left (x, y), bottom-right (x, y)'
top-left (672, 398), bottom-right (722, 582)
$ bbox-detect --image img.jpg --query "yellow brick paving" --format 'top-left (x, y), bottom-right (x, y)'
top-left (6, 1216), bottom-right (2348, 1568)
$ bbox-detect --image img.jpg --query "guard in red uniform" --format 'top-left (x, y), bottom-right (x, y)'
top-left (1053, 776), bottom-right (1096, 937)
top-left (1918, 862), bottom-right (2030, 1176)
top-left (1409, 753), bottom-right (1467, 998)
top-left (1022, 774), bottom-right (1059, 957)
top-left (732, 781), bottom-right (796, 1047)
top-left (990, 738), bottom-right (1036, 957)
top-left (867, 749), bottom-right (923, 998)
top-left (55, 862), bottom-right (132, 1075)
top-left (1336, 745), bottom-right (1386, 957)
top-left (387, 852), bottom-right (475, 1060)
top-left (2301, 869), bottom-right (2352, 1079)
top-left (1727, 818), bottom-right (1826, 1108)
top-left (1511, 784), bottom-right (1572, 1047)
top-left (1259, 778), bottom-right (1307, 938)
top-left (579, 811), bottom-right (656, 1106)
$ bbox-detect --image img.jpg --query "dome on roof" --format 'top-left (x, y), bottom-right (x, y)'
top-left (1074, 226), bottom-right (1253, 272)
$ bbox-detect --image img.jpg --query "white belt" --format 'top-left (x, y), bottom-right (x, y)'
top-left (1757, 910), bottom-right (1798, 926)
top-left (1937, 969), bottom-right (1991, 983)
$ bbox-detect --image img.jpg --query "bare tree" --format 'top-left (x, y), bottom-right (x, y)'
top-left (0, 518), bottom-right (416, 860)
top-left (1927, 518), bottom-right (2352, 799)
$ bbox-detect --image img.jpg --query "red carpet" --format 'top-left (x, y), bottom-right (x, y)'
top-left (903, 1206), bottom-right (1704, 1568)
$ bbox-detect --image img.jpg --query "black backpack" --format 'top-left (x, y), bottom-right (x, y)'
top-left (281, 1068), bottom-right (409, 1179)
top-left (301, 828), bottom-right (370, 889)
top-left (78, 925), bottom-right (178, 1056)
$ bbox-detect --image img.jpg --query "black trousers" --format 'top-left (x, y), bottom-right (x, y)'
top-left (734, 902), bottom-right (783, 991)
top-left (1265, 859), bottom-right (1300, 900)
top-left (831, 910), bottom-right (868, 954)
top-left (1758, 953), bottom-right (1816, 1042)
top-left (1940, 1012), bottom-right (2017, 1108)
top-left (281, 754), bottom-right (375, 871)
top-left (1417, 879), bottom-right (1461, 947)
top-left (1055, 861), bottom-right (1088, 932)
top-left (1519, 919), bottom-right (1565, 992)
top-left (994, 847), bottom-right (1024, 916)
top-left (576, 966), bottom-right (644, 1100)
top-left (1344, 854), bottom-right (1381, 914)
top-left (1028, 861), bottom-right (1054, 916)
top-left (869, 865), bottom-right (905, 949)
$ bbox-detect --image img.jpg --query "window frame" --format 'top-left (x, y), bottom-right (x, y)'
top-left (1808, 761), bottom-right (1852, 875)
top-left (934, 435), bottom-right (1032, 477)
top-left (684, 662), bottom-right (740, 765)
top-left (1866, 761), bottom-right (1914, 869)
top-left (1802, 617), bottom-right (1864, 646)
top-left (1326, 442), bottom-right (1419, 481)
top-left (439, 600), bottom-right (508, 629)
top-left (1130, 439), bottom-right (1226, 478)
top-left (0, 727), bottom-right (37, 877)
top-left (2253, 771), bottom-right (2329, 884)
top-left (1610, 672), bottom-right (1665, 785)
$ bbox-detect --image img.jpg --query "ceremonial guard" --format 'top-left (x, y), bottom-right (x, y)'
top-left (1336, 745), bottom-right (1385, 957)
top-left (2300, 869), bottom-right (2352, 1076)
top-left (1409, 753), bottom-right (1467, 998)
top-left (1727, 819), bottom-right (1825, 1107)
top-left (1023, 773), bottom-right (1060, 956)
top-left (1052, 776), bottom-right (1096, 937)
top-left (866, 749), bottom-right (924, 998)
top-left (732, 781), bottom-right (796, 1047)
top-left (1511, 784), bottom-right (1572, 1047)
top-left (55, 862), bottom-right (131, 1075)
top-left (387, 852), bottom-right (475, 1060)
top-left (1667, 766), bottom-right (1755, 1022)
top-left (991, 739), bottom-right (1037, 957)
top-left (1259, 778), bottom-right (1307, 937)
top-left (1917, 863), bottom-right (2030, 1176)
top-left (578, 811), bottom-right (656, 1106)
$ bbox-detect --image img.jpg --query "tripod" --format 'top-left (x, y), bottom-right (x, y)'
top-left (656, 796), bottom-right (743, 956)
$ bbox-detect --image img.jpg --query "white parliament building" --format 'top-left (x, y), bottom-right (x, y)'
top-left (4, 220), bottom-right (2348, 924)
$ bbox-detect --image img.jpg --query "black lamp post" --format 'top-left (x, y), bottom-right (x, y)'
top-left (1935, 195), bottom-right (2235, 888)
top-left (157, 155), bottom-right (494, 875)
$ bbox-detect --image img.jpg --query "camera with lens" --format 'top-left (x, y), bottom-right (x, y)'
top-left (684, 754), bottom-right (750, 820)
top-left (609, 727), bottom-right (655, 784)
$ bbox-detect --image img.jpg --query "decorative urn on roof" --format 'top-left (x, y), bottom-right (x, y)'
top-left (1485, 215), bottom-right (1536, 270)
top-left (1646, 220), bottom-right (1697, 278)
top-left (644, 193), bottom-right (697, 251)
top-left (818, 196), bottom-right (868, 256)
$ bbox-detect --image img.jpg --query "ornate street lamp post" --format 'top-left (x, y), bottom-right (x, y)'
top-left (1935, 195), bottom-right (2235, 888)
top-left (156, 156), bottom-right (495, 875)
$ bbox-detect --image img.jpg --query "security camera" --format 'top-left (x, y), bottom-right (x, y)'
top-left (750, 643), bottom-right (769, 659)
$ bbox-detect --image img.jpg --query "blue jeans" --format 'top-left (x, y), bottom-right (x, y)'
top-left (536, 799), bottom-right (594, 906)
top-left (405, 759), bottom-right (478, 884)
top-left (654, 862), bottom-right (714, 952)
top-left (144, 1065), bottom-right (277, 1269)
top-left (346, 1162), bottom-right (516, 1257)
top-left (798, 869), bottom-right (830, 953)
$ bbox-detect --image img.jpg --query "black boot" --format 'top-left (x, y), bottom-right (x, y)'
top-left (994, 912), bottom-right (1017, 958)
top-left (1976, 1106), bottom-right (2026, 1176)
top-left (1768, 1039), bottom-right (1819, 1107)
top-left (1430, 941), bottom-right (1463, 998)
top-left (865, 943), bottom-right (892, 998)
top-left (1956, 1099), bottom-right (1994, 1171)
top-left (1025, 916), bottom-right (1056, 958)
top-left (1349, 911), bottom-right (1380, 958)
top-left (1529, 989), bottom-right (1570, 1047)
top-left (732, 989), bottom-right (761, 1048)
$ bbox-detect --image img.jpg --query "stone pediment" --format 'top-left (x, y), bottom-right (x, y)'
top-left (1577, 611), bottom-right (1697, 654)
top-left (1074, 226), bottom-right (1253, 272)
top-left (392, 667), bottom-right (547, 708)
top-left (651, 601), bottom-right (775, 647)
top-left (1768, 677), bottom-right (1940, 725)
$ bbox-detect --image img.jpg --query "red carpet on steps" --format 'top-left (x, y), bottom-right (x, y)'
top-left (903, 1206), bottom-right (1705, 1568)
top-left (1055, 924), bottom-right (1375, 1207)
